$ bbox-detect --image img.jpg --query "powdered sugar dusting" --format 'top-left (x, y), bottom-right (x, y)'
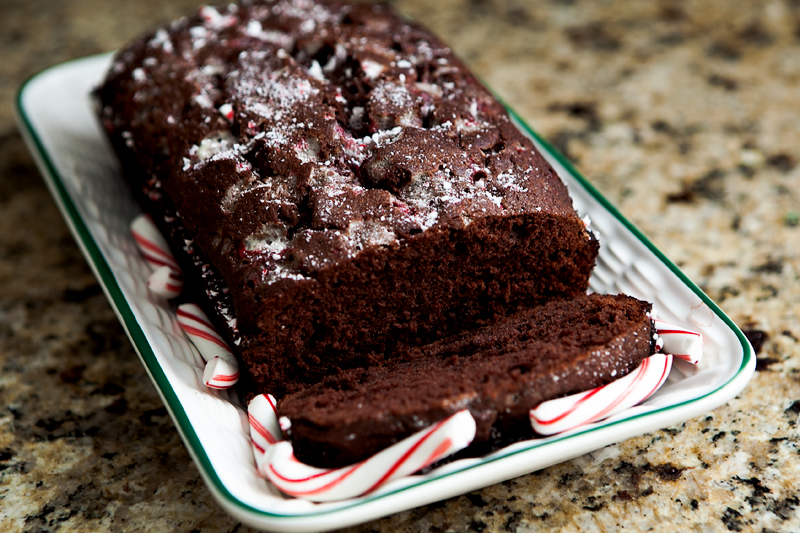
top-left (347, 220), bottom-right (398, 250)
top-left (192, 131), bottom-right (236, 161)
top-left (113, 0), bottom-right (580, 289)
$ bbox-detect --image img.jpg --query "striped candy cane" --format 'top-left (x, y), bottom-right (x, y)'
top-left (530, 353), bottom-right (673, 436)
top-left (248, 402), bottom-right (476, 502)
top-left (248, 394), bottom-right (283, 474)
top-left (177, 303), bottom-right (239, 389)
top-left (146, 265), bottom-right (183, 300)
top-left (653, 318), bottom-right (703, 365)
top-left (130, 214), bottom-right (184, 299)
top-left (248, 394), bottom-right (282, 452)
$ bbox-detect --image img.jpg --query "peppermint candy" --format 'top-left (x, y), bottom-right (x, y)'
top-left (130, 214), bottom-right (184, 299)
top-left (248, 394), bottom-right (282, 456)
top-left (653, 318), bottom-right (704, 365)
top-left (145, 265), bottom-right (183, 300)
top-left (530, 353), bottom-right (673, 436)
top-left (247, 394), bottom-right (476, 502)
top-left (177, 303), bottom-right (239, 389)
top-left (218, 103), bottom-right (234, 122)
top-left (528, 309), bottom-right (705, 436)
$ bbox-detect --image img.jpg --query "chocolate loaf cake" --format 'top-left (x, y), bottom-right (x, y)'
top-left (96, 0), bottom-right (599, 397)
top-left (279, 294), bottom-right (656, 468)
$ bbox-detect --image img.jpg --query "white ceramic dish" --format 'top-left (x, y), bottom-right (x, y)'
top-left (15, 53), bottom-right (755, 533)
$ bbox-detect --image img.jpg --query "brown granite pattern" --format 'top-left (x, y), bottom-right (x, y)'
top-left (1, 0), bottom-right (798, 531)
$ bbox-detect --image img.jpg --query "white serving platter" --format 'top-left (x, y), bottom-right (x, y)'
top-left (15, 53), bottom-right (755, 533)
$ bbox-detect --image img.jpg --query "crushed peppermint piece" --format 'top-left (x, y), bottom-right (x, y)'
top-left (192, 131), bottom-right (236, 161)
top-left (199, 5), bottom-right (237, 30)
top-left (148, 29), bottom-right (173, 53)
top-left (307, 59), bottom-right (324, 80)
top-left (219, 103), bottom-right (234, 122)
top-left (361, 59), bottom-right (385, 79)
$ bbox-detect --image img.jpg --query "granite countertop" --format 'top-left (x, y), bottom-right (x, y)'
top-left (1, 0), bottom-right (798, 531)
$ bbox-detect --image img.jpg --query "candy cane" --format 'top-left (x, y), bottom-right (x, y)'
top-left (530, 353), bottom-right (673, 436)
top-left (248, 393), bottom-right (283, 475)
top-left (653, 318), bottom-right (703, 364)
top-left (146, 265), bottom-right (183, 300)
top-left (249, 408), bottom-right (476, 502)
top-left (176, 303), bottom-right (239, 389)
top-left (130, 214), bottom-right (184, 299)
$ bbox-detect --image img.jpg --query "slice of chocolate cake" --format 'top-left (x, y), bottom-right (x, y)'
top-left (278, 294), bottom-right (657, 468)
top-left (95, 0), bottom-right (599, 397)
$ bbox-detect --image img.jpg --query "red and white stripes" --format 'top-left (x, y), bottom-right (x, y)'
top-left (528, 310), bottom-right (705, 436)
top-left (653, 317), bottom-right (704, 365)
top-left (218, 103), bottom-right (234, 122)
top-left (177, 303), bottom-right (239, 389)
top-left (130, 214), bottom-right (184, 299)
top-left (247, 394), bottom-right (476, 502)
top-left (530, 353), bottom-right (674, 436)
top-left (248, 393), bottom-right (282, 454)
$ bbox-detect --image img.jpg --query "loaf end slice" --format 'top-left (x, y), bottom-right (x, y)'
top-left (279, 293), bottom-right (657, 468)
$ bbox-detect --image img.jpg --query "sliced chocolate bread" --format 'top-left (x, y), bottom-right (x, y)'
top-left (279, 293), bottom-right (657, 468)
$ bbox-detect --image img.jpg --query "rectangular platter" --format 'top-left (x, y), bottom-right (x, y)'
top-left (16, 53), bottom-right (755, 533)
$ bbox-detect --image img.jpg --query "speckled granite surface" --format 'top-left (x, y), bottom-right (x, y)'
top-left (1, 0), bottom-right (799, 531)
